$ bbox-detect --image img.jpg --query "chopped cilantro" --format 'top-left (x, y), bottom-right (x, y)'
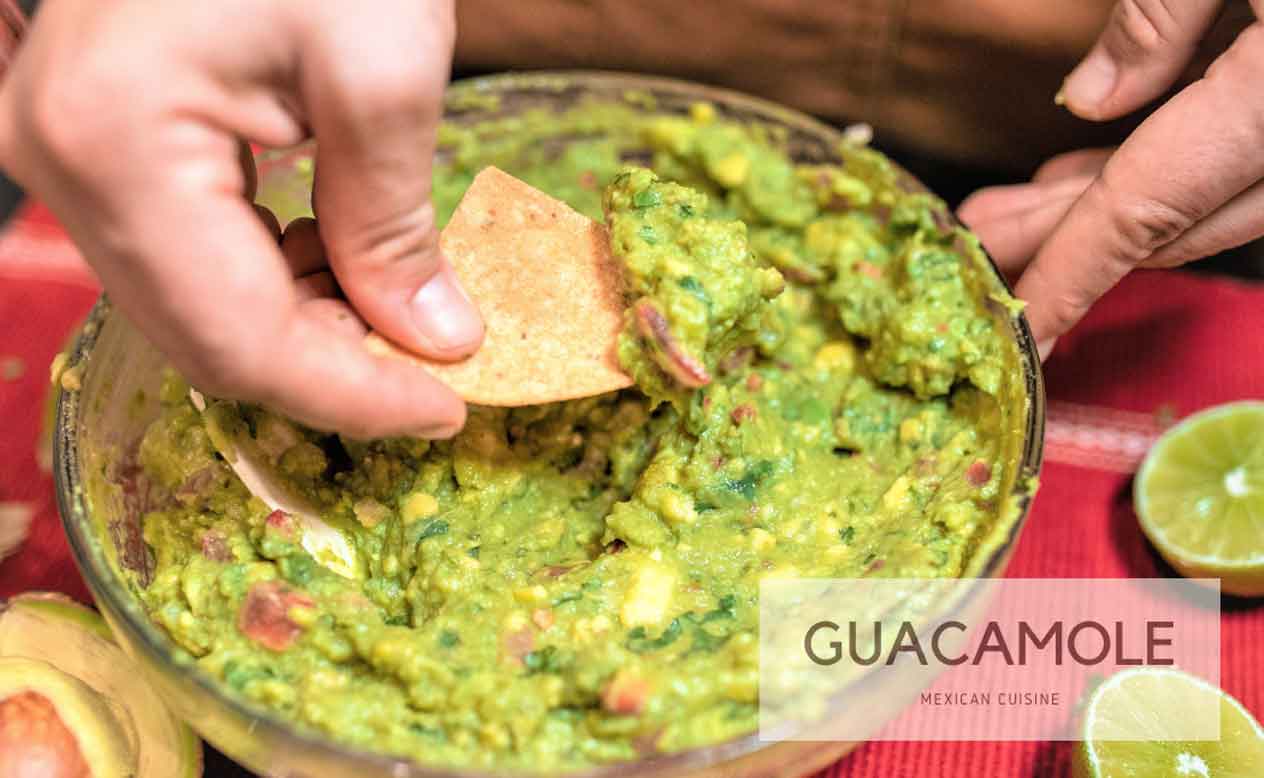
top-left (678, 275), bottom-right (711, 306)
top-left (417, 519), bottom-right (448, 542)
top-left (632, 189), bottom-right (662, 209)
top-left (627, 598), bottom-right (738, 655)
top-left (627, 619), bottom-right (683, 653)
top-left (279, 553), bottom-right (315, 586)
top-left (725, 460), bottom-right (775, 500)
top-left (523, 645), bottom-right (567, 674)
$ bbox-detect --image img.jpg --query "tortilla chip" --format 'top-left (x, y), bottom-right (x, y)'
top-left (365, 166), bottom-right (632, 406)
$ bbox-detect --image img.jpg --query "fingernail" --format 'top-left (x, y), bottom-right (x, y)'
top-left (1062, 54), bottom-right (1117, 112)
top-left (410, 269), bottom-right (483, 353)
top-left (1036, 337), bottom-right (1058, 362)
top-left (412, 422), bottom-right (462, 440)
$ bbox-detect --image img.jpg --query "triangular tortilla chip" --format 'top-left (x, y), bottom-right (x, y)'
top-left (365, 166), bottom-right (632, 406)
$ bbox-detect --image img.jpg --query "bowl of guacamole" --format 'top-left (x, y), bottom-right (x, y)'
top-left (54, 72), bottom-right (1044, 777)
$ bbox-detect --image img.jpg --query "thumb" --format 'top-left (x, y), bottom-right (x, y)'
top-left (299, 1), bottom-right (483, 361)
top-left (1062, 0), bottom-right (1222, 120)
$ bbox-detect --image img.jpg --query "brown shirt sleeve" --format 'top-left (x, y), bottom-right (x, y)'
top-left (454, 0), bottom-right (1253, 173)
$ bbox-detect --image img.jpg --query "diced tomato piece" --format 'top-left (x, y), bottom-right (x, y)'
top-left (731, 404), bottom-right (757, 425)
top-left (265, 509), bottom-right (297, 539)
top-left (854, 260), bottom-right (883, 280)
top-left (602, 669), bottom-right (650, 715)
top-left (238, 581), bottom-right (314, 652)
top-left (966, 459), bottom-right (992, 487)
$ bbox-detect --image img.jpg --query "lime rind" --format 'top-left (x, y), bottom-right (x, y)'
top-left (1135, 402), bottom-right (1264, 569)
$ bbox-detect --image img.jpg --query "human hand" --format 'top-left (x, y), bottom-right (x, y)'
top-left (959, 0), bottom-right (1264, 358)
top-left (0, 0), bottom-right (483, 438)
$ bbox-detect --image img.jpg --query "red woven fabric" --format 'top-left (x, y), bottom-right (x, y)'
top-left (827, 271), bottom-right (1264, 776)
top-left (1, 203), bottom-right (1261, 777)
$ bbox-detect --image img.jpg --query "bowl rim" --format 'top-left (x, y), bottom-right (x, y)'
top-left (54, 68), bottom-right (1046, 777)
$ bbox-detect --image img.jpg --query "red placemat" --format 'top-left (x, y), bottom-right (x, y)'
top-left (1, 203), bottom-right (1261, 777)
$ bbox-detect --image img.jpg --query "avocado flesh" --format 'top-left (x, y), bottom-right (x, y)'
top-left (0, 593), bottom-right (202, 777)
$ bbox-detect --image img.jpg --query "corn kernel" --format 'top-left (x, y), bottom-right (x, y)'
top-left (712, 153), bottom-right (751, 188)
top-left (689, 101), bottom-right (717, 124)
top-left (814, 341), bottom-right (857, 372)
top-left (749, 527), bottom-right (777, 552)
top-left (400, 492), bottom-right (439, 525)
top-left (899, 418), bottom-right (923, 443)
top-left (513, 585), bottom-right (548, 605)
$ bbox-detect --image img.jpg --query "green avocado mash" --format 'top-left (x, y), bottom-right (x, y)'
top-left (130, 96), bottom-right (1026, 772)
top-left (605, 166), bottom-right (785, 405)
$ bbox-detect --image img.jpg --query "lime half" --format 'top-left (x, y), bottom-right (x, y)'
top-left (1075, 668), bottom-right (1264, 778)
top-left (1135, 402), bottom-right (1264, 596)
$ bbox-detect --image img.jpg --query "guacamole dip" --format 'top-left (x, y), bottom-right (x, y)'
top-left (129, 96), bottom-right (1026, 771)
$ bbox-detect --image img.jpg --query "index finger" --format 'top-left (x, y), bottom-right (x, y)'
top-left (1017, 23), bottom-right (1264, 347)
top-left (87, 130), bottom-right (467, 438)
top-left (297, 0), bottom-right (483, 362)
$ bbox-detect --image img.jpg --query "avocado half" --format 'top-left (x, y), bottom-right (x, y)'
top-left (0, 593), bottom-right (202, 777)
